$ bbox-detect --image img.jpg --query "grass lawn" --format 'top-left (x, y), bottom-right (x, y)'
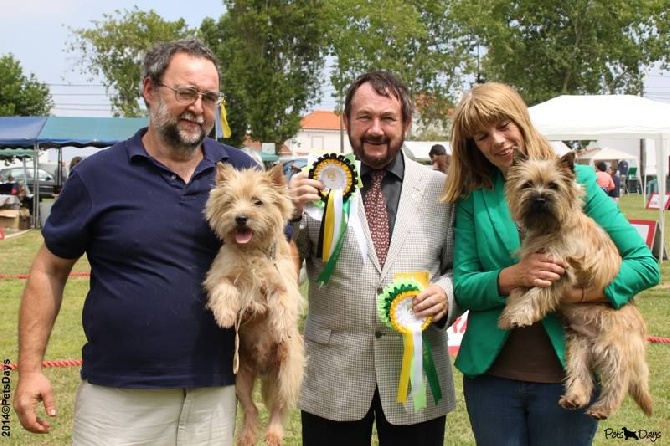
top-left (1, 193), bottom-right (669, 445)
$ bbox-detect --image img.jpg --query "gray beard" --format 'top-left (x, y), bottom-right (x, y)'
top-left (160, 123), bottom-right (205, 154)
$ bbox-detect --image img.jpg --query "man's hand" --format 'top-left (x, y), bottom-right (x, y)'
top-left (13, 371), bottom-right (57, 434)
top-left (288, 172), bottom-right (323, 218)
top-left (413, 285), bottom-right (448, 322)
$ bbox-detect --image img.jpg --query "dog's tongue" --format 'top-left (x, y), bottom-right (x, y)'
top-left (235, 229), bottom-right (253, 244)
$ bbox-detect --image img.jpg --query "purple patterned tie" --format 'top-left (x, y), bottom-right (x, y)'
top-left (364, 170), bottom-right (390, 266)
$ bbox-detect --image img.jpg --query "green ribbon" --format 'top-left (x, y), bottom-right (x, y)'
top-left (422, 336), bottom-right (442, 405)
top-left (317, 199), bottom-right (351, 285)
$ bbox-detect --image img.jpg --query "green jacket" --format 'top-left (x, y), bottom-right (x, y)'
top-left (453, 164), bottom-right (660, 377)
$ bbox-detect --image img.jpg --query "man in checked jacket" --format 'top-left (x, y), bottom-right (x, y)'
top-left (288, 70), bottom-right (458, 446)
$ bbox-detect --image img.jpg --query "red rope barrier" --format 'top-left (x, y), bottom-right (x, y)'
top-left (0, 272), bottom-right (90, 279)
top-left (4, 359), bottom-right (82, 370)
top-left (2, 337), bottom-right (669, 371)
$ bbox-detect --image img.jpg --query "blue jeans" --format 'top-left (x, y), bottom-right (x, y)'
top-left (463, 374), bottom-right (598, 446)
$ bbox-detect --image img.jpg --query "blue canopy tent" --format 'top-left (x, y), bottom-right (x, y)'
top-left (0, 116), bottom-right (149, 225)
top-left (0, 117), bottom-right (47, 149)
top-left (38, 117), bottom-right (148, 148)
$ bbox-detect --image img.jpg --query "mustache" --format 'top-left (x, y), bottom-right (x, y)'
top-left (361, 136), bottom-right (390, 145)
top-left (180, 112), bottom-right (204, 124)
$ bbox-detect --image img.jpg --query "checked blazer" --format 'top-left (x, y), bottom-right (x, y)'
top-left (292, 155), bottom-right (458, 425)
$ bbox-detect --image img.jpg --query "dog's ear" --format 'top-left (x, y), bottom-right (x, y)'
top-left (511, 147), bottom-right (528, 166)
top-left (267, 163), bottom-right (287, 188)
top-left (216, 162), bottom-right (237, 185)
top-left (558, 151), bottom-right (576, 172)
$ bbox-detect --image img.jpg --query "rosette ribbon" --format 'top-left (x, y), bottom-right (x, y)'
top-left (309, 153), bottom-right (358, 285)
top-left (377, 279), bottom-right (442, 410)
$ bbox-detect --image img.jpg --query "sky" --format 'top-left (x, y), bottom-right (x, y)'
top-left (0, 0), bottom-right (338, 117)
top-left (0, 0), bottom-right (668, 119)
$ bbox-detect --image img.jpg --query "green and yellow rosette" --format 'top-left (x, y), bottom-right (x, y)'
top-left (308, 153), bottom-right (358, 284)
top-left (377, 279), bottom-right (442, 410)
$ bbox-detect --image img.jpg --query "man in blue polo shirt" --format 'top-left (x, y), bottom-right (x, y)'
top-left (13, 39), bottom-right (257, 445)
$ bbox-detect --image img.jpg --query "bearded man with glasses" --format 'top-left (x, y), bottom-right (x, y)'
top-left (13, 39), bottom-right (258, 446)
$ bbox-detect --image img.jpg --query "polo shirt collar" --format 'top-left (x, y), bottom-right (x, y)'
top-left (127, 127), bottom-right (232, 166)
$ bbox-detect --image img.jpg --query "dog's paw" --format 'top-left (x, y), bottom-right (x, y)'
top-left (586, 407), bottom-right (610, 420)
top-left (244, 302), bottom-right (268, 319)
top-left (273, 327), bottom-right (290, 344)
top-left (498, 313), bottom-right (518, 330)
top-left (499, 307), bottom-right (538, 329)
top-left (265, 429), bottom-right (283, 446)
top-left (210, 307), bottom-right (237, 328)
top-left (269, 316), bottom-right (292, 343)
top-left (559, 394), bottom-right (589, 410)
top-left (276, 342), bottom-right (289, 361)
top-left (511, 317), bottom-right (534, 328)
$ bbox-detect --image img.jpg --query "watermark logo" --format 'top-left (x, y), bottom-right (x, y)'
top-left (603, 426), bottom-right (662, 442)
top-left (2, 358), bottom-right (11, 437)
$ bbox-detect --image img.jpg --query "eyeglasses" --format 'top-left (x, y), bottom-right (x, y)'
top-left (157, 83), bottom-right (224, 106)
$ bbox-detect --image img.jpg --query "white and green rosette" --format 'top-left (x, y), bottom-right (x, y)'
top-left (377, 278), bottom-right (442, 410)
top-left (308, 153), bottom-right (358, 285)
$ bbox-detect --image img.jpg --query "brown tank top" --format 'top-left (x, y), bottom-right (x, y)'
top-left (487, 322), bottom-right (565, 383)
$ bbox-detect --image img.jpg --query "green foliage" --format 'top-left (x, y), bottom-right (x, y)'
top-left (201, 0), bottom-right (329, 148)
top-left (324, 0), bottom-right (473, 131)
top-left (450, 0), bottom-right (670, 105)
top-left (66, 6), bottom-right (197, 117)
top-left (0, 54), bottom-right (54, 116)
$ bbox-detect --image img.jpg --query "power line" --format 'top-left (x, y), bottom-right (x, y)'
top-left (53, 106), bottom-right (112, 112)
top-left (51, 93), bottom-right (110, 96)
top-left (46, 83), bottom-right (106, 87)
top-left (55, 103), bottom-right (112, 107)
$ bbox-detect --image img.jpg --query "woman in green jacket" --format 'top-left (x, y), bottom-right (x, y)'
top-left (442, 82), bottom-right (659, 446)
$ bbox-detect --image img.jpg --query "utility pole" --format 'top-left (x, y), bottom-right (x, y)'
top-left (639, 76), bottom-right (646, 183)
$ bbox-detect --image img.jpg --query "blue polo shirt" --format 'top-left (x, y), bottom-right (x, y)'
top-left (43, 128), bottom-right (258, 388)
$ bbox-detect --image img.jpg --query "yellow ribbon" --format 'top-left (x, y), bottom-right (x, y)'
top-left (397, 332), bottom-right (413, 403)
top-left (321, 190), bottom-right (336, 262)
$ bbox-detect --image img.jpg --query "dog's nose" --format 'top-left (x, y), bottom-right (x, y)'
top-left (530, 196), bottom-right (549, 212)
top-left (236, 215), bottom-right (248, 226)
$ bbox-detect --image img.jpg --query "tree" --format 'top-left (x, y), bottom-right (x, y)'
top-left (324, 0), bottom-right (475, 137)
top-left (201, 0), bottom-right (330, 148)
top-left (67, 7), bottom-right (197, 117)
top-left (0, 54), bottom-right (53, 116)
top-left (450, 0), bottom-right (670, 105)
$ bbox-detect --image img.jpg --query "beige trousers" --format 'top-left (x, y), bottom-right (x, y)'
top-left (71, 381), bottom-right (237, 446)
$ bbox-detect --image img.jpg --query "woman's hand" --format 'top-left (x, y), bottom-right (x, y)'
top-left (498, 252), bottom-right (566, 295)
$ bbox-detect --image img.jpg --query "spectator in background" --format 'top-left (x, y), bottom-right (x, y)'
top-left (68, 157), bottom-right (84, 177)
top-left (595, 161), bottom-right (614, 194)
top-left (617, 159), bottom-right (629, 176)
top-left (608, 166), bottom-right (621, 201)
top-left (16, 183), bottom-right (34, 215)
top-left (6, 175), bottom-right (19, 195)
top-left (428, 143), bottom-right (450, 174)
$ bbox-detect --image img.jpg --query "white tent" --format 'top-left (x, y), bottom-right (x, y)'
top-left (550, 141), bottom-right (571, 156)
top-left (576, 147), bottom-right (638, 165)
top-left (529, 94), bottom-right (670, 263)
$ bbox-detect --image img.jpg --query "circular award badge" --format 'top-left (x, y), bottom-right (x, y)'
top-left (309, 153), bottom-right (357, 201)
top-left (378, 279), bottom-right (432, 334)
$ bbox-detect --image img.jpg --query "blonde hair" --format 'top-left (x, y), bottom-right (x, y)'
top-left (442, 82), bottom-right (556, 203)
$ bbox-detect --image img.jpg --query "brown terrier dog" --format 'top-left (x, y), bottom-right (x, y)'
top-left (204, 163), bottom-right (305, 446)
top-left (498, 150), bottom-right (652, 420)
